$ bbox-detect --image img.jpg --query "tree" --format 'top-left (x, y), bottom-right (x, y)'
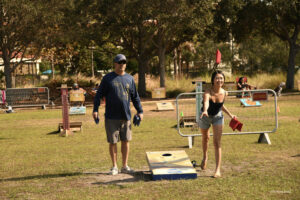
top-left (92, 0), bottom-right (158, 97)
top-left (214, 0), bottom-right (300, 89)
top-left (151, 0), bottom-right (214, 87)
top-left (40, 0), bottom-right (98, 79)
top-left (0, 0), bottom-right (66, 88)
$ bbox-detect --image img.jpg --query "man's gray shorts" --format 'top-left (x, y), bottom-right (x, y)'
top-left (198, 111), bottom-right (224, 130)
top-left (105, 118), bottom-right (132, 144)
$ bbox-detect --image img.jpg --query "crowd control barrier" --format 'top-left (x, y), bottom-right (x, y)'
top-left (176, 89), bottom-right (278, 148)
top-left (5, 87), bottom-right (49, 109)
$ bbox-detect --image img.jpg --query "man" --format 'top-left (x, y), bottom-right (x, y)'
top-left (93, 54), bottom-right (143, 175)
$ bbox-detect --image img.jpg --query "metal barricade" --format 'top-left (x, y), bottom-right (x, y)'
top-left (176, 89), bottom-right (278, 148)
top-left (5, 87), bottom-right (49, 108)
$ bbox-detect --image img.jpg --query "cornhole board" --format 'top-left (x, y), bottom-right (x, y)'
top-left (146, 150), bottom-right (197, 180)
top-left (240, 98), bottom-right (262, 107)
top-left (152, 88), bottom-right (166, 99)
top-left (156, 102), bottom-right (174, 111)
top-left (58, 122), bottom-right (82, 132)
top-left (70, 106), bottom-right (86, 115)
top-left (252, 92), bottom-right (268, 101)
top-left (69, 90), bottom-right (85, 102)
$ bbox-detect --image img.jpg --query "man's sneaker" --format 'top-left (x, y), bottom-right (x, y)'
top-left (121, 166), bottom-right (135, 174)
top-left (109, 167), bottom-right (118, 175)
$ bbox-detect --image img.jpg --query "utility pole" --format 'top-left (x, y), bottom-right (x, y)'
top-left (89, 46), bottom-right (95, 77)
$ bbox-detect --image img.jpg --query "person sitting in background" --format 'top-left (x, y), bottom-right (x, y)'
top-left (274, 82), bottom-right (285, 97)
top-left (237, 77), bottom-right (249, 90)
top-left (72, 83), bottom-right (87, 95)
top-left (236, 77), bottom-right (256, 98)
top-left (70, 83), bottom-right (86, 106)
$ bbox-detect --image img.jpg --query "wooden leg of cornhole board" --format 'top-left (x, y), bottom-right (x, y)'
top-left (188, 136), bottom-right (194, 148)
top-left (258, 133), bottom-right (271, 144)
top-left (59, 129), bottom-right (73, 137)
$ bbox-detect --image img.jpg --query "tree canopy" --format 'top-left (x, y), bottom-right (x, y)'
top-left (1, 0), bottom-right (299, 92)
top-left (213, 0), bottom-right (300, 89)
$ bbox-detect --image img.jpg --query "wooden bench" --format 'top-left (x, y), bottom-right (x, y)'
top-left (179, 116), bottom-right (196, 128)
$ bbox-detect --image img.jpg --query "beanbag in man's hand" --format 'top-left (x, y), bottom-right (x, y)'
top-left (94, 117), bottom-right (99, 124)
top-left (133, 114), bottom-right (141, 126)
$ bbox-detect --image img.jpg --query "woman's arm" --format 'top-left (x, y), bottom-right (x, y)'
top-left (200, 90), bottom-right (210, 118)
top-left (222, 91), bottom-right (235, 119)
top-left (222, 105), bottom-right (235, 119)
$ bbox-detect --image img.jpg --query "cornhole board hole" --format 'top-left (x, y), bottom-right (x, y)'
top-left (179, 116), bottom-right (196, 127)
top-left (146, 150), bottom-right (197, 180)
top-left (58, 122), bottom-right (82, 132)
top-left (152, 88), bottom-right (166, 99)
top-left (240, 98), bottom-right (262, 107)
top-left (70, 106), bottom-right (86, 115)
top-left (156, 102), bottom-right (174, 111)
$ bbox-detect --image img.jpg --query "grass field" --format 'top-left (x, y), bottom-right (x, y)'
top-left (0, 94), bottom-right (299, 199)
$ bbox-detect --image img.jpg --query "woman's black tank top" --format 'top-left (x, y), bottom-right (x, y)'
top-left (201, 92), bottom-right (225, 116)
top-left (206, 99), bottom-right (224, 116)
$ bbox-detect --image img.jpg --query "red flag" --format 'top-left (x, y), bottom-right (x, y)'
top-left (216, 49), bottom-right (221, 64)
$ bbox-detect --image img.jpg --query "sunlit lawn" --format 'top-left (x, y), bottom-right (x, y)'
top-left (0, 94), bottom-right (299, 199)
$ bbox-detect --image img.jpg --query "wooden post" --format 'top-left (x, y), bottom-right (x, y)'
top-left (60, 84), bottom-right (73, 137)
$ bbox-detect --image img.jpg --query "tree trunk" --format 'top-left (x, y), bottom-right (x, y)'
top-left (173, 49), bottom-right (178, 77)
top-left (178, 48), bottom-right (182, 78)
top-left (158, 46), bottom-right (166, 88)
top-left (4, 59), bottom-right (13, 88)
top-left (286, 42), bottom-right (298, 89)
top-left (186, 60), bottom-right (190, 77)
top-left (51, 56), bottom-right (55, 80)
top-left (137, 58), bottom-right (147, 97)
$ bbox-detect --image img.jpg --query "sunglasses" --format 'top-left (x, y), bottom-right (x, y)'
top-left (117, 60), bottom-right (126, 64)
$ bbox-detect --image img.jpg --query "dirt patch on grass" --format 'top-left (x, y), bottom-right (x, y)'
top-left (78, 168), bottom-right (152, 186)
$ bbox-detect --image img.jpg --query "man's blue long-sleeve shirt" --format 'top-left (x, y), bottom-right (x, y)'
top-left (93, 72), bottom-right (143, 120)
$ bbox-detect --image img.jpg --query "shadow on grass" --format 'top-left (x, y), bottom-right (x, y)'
top-left (0, 172), bottom-right (83, 182)
top-left (150, 109), bottom-right (175, 112)
top-left (291, 154), bottom-right (300, 157)
top-left (47, 130), bottom-right (59, 135)
top-left (158, 145), bottom-right (190, 149)
top-left (91, 170), bottom-right (152, 186)
top-left (172, 124), bottom-right (177, 128)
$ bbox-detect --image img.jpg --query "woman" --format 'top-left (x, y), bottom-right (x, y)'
top-left (199, 70), bottom-right (235, 178)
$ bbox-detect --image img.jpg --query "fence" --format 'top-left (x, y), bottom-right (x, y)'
top-left (5, 87), bottom-right (49, 108)
top-left (176, 89), bottom-right (278, 148)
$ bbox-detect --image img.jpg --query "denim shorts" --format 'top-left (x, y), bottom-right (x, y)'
top-left (198, 111), bottom-right (224, 129)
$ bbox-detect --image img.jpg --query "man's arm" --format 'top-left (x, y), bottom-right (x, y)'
top-left (92, 79), bottom-right (106, 120)
top-left (130, 79), bottom-right (143, 120)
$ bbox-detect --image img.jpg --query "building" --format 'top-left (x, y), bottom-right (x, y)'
top-left (0, 53), bottom-right (41, 75)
